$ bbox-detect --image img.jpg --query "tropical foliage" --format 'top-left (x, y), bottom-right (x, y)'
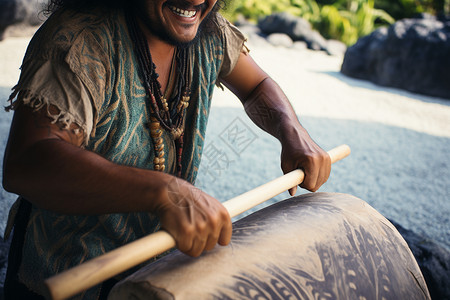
top-left (221, 0), bottom-right (449, 45)
top-left (374, 0), bottom-right (449, 19)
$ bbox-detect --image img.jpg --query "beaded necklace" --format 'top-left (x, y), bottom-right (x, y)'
top-left (126, 12), bottom-right (191, 177)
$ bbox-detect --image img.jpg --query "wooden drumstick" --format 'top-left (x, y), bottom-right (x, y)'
top-left (44, 144), bottom-right (351, 300)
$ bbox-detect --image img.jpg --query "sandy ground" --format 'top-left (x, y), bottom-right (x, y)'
top-left (0, 35), bottom-right (449, 256)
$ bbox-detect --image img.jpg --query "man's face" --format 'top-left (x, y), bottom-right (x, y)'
top-left (137, 0), bottom-right (217, 46)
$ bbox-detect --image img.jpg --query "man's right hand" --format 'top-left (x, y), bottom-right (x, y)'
top-left (154, 178), bottom-right (232, 257)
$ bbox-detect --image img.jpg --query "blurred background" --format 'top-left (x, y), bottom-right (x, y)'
top-left (220, 0), bottom-right (449, 45)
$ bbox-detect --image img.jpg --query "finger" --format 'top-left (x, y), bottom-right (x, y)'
top-left (218, 217), bottom-right (232, 246)
top-left (318, 155), bottom-right (331, 188)
top-left (281, 160), bottom-right (295, 176)
top-left (204, 233), bottom-right (219, 251)
top-left (204, 216), bottom-right (221, 251)
top-left (186, 236), bottom-right (208, 257)
top-left (176, 236), bottom-right (194, 256)
top-left (313, 154), bottom-right (331, 191)
top-left (169, 223), bottom-right (195, 255)
top-left (282, 164), bottom-right (297, 195)
top-left (300, 163), bottom-right (319, 192)
top-left (289, 186), bottom-right (297, 196)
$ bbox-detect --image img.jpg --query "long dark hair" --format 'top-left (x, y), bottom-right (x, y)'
top-left (45, 0), bottom-right (125, 14)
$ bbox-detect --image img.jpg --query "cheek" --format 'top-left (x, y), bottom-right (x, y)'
top-left (140, 1), bottom-right (162, 20)
top-left (203, 0), bottom-right (217, 14)
top-left (199, 0), bottom-right (217, 22)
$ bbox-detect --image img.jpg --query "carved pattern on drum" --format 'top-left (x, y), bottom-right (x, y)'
top-left (108, 193), bottom-right (431, 300)
top-left (214, 222), bottom-right (422, 300)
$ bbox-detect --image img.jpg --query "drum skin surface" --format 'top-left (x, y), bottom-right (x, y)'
top-left (108, 192), bottom-right (430, 300)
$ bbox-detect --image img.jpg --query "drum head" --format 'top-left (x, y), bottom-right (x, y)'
top-left (109, 192), bottom-right (430, 300)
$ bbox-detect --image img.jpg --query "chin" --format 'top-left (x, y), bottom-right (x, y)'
top-left (170, 32), bottom-right (201, 49)
top-left (165, 24), bottom-right (205, 48)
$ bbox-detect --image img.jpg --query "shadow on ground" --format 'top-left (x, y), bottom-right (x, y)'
top-left (322, 70), bottom-right (450, 105)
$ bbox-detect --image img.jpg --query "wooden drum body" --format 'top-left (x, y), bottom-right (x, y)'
top-left (109, 192), bottom-right (430, 300)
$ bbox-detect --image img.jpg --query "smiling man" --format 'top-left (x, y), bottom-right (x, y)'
top-left (2, 0), bottom-right (330, 299)
top-left (136, 0), bottom-right (209, 44)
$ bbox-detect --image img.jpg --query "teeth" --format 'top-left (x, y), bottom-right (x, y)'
top-left (169, 5), bottom-right (197, 18)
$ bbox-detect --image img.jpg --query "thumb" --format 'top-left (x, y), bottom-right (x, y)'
top-left (289, 186), bottom-right (297, 196)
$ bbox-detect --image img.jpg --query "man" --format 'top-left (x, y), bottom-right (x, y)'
top-left (2, 0), bottom-right (331, 298)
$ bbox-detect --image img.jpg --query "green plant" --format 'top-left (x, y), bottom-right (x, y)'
top-left (293, 0), bottom-right (322, 23)
top-left (316, 5), bottom-right (359, 44)
top-left (223, 0), bottom-right (295, 22)
top-left (221, 0), bottom-right (396, 46)
top-left (339, 0), bottom-right (395, 38)
top-left (221, 0), bottom-right (322, 22)
top-left (375, 0), bottom-right (449, 19)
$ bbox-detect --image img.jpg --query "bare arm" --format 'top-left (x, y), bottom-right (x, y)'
top-left (221, 53), bottom-right (331, 193)
top-left (3, 104), bottom-right (231, 256)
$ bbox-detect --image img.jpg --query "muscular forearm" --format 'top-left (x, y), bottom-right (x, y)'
top-left (3, 138), bottom-right (171, 215)
top-left (3, 104), bottom-right (232, 257)
top-left (242, 77), bottom-right (331, 193)
top-left (223, 49), bottom-right (330, 193)
top-left (242, 77), bottom-right (309, 143)
top-left (3, 137), bottom-right (232, 256)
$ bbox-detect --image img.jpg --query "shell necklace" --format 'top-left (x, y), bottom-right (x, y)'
top-left (126, 12), bottom-right (191, 177)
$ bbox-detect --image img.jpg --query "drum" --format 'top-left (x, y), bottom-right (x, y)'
top-left (108, 192), bottom-right (430, 300)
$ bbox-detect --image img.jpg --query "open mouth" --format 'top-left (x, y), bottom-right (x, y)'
top-left (168, 5), bottom-right (198, 18)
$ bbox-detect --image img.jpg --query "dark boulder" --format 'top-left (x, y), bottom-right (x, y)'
top-left (0, 0), bottom-right (47, 40)
top-left (390, 220), bottom-right (450, 300)
top-left (341, 14), bottom-right (450, 99)
top-left (258, 12), bottom-right (343, 54)
top-left (258, 12), bottom-right (312, 38)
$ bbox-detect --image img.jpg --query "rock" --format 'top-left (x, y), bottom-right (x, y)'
top-left (241, 32), bottom-right (270, 48)
top-left (266, 33), bottom-right (293, 48)
top-left (236, 24), bottom-right (262, 37)
top-left (234, 20), bottom-right (270, 48)
top-left (341, 14), bottom-right (450, 99)
top-left (293, 40), bottom-right (308, 51)
top-left (0, 0), bottom-right (48, 40)
top-left (390, 220), bottom-right (450, 300)
top-left (258, 12), bottom-right (329, 52)
top-left (233, 14), bottom-right (253, 28)
top-left (307, 30), bottom-right (328, 51)
top-left (258, 12), bottom-right (311, 37)
top-left (326, 39), bottom-right (347, 56)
